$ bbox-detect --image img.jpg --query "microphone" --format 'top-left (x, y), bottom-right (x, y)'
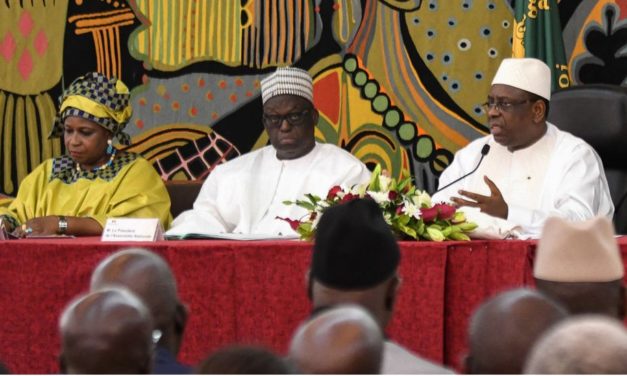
top-left (433, 144), bottom-right (490, 196)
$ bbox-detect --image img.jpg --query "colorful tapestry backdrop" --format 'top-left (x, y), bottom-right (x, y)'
top-left (0, 0), bottom-right (626, 197)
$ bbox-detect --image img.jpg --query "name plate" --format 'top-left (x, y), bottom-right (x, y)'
top-left (101, 218), bottom-right (164, 242)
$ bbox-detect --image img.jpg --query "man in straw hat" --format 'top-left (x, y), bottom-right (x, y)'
top-left (307, 198), bottom-right (453, 374)
top-left (167, 67), bottom-right (370, 237)
top-left (534, 216), bottom-right (625, 318)
top-left (433, 58), bottom-right (613, 237)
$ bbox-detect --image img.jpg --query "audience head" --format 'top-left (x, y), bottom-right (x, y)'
top-left (534, 216), bottom-right (625, 318)
top-left (59, 288), bottom-right (154, 374)
top-left (197, 345), bottom-right (291, 374)
top-left (466, 288), bottom-right (567, 374)
top-left (309, 198), bottom-right (401, 328)
top-left (260, 66), bottom-right (318, 160)
top-left (90, 248), bottom-right (187, 354)
top-left (524, 315), bottom-right (627, 374)
top-left (289, 305), bottom-right (384, 374)
top-left (487, 57), bottom-right (550, 152)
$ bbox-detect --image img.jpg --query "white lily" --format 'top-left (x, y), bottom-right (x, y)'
top-left (412, 190), bottom-right (432, 208)
top-left (367, 190), bottom-right (390, 205)
top-left (378, 174), bottom-right (392, 192)
top-left (402, 201), bottom-right (422, 220)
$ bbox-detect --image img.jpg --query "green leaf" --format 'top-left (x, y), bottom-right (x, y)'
top-left (398, 224), bottom-right (417, 239)
top-left (368, 165), bottom-right (381, 191)
top-left (305, 193), bottom-right (322, 204)
top-left (296, 201), bottom-right (316, 211)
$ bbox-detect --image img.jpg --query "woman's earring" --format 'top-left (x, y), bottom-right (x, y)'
top-left (106, 139), bottom-right (114, 155)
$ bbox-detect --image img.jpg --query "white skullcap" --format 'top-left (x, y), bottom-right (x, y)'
top-left (492, 58), bottom-right (551, 100)
top-left (534, 216), bottom-right (623, 282)
top-left (260, 66), bottom-right (313, 105)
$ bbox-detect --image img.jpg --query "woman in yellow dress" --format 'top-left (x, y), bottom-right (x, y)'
top-left (0, 72), bottom-right (171, 237)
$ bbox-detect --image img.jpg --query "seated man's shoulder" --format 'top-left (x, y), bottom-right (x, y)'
top-left (382, 341), bottom-right (455, 374)
top-left (215, 145), bottom-right (271, 171)
top-left (552, 124), bottom-right (594, 151)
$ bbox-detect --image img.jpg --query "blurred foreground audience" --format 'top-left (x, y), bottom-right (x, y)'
top-left (196, 345), bottom-right (291, 374)
top-left (289, 305), bottom-right (383, 374)
top-left (90, 248), bottom-right (190, 374)
top-left (524, 315), bottom-right (627, 374)
top-left (534, 216), bottom-right (625, 318)
top-left (308, 198), bottom-right (453, 374)
top-left (466, 288), bottom-right (567, 374)
top-left (59, 288), bottom-right (153, 374)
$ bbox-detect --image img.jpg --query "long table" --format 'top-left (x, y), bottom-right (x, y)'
top-left (2, 237), bottom-right (626, 373)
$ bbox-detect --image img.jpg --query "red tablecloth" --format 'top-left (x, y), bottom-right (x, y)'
top-left (1, 237), bottom-right (627, 373)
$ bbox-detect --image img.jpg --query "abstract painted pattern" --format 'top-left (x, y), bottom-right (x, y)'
top-left (0, 0), bottom-right (66, 194)
top-left (567, 0), bottom-right (627, 85)
top-left (129, 0), bottom-right (320, 70)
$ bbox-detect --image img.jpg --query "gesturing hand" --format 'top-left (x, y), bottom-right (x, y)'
top-left (450, 176), bottom-right (509, 219)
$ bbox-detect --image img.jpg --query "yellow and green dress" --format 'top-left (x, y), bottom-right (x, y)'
top-left (0, 152), bottom-right (172, 231)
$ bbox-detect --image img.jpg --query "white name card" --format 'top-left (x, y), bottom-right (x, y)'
top-left (101, 218), bottom-right (164, 242)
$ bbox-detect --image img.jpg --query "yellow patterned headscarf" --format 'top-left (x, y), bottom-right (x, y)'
top-left (48, 72), bottom-right (132, 145)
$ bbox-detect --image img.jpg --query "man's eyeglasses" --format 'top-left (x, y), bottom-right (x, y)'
top-left (262, 109), bottom-right (311, 128)
top-left (481, 99), bottom-right (532, 113)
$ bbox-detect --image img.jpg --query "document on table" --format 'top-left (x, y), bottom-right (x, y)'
top-left (164, 232), bottom-right (300, 241)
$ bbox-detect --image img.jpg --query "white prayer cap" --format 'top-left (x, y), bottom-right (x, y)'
top-left (491, 58), bottom-right (551, 100)
top-left (261, 66), bottom-right (313, 105)
top-left (534, 216), bottom-right (623, 282)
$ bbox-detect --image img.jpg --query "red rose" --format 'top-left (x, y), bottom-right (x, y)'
top-left (435, 203), bottom-right (456, 220)
top-left (340, 193), bottom-right (357, 204)
top-left (327, 185), bottom-right (342, 200)
top-left (388, 191), bottom-right (398, 200)
top-left (396, 205), bottom-right (404, 215)
top-left (420, 207), bottom-right (438, 222)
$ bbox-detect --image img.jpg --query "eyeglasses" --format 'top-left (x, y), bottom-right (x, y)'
top-left (481, 99), bottom-right (532, 113)
top-left (262, 109), bottom-right (311, 128)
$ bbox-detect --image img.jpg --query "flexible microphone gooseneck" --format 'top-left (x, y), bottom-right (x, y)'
top-left (433, 144), bottom-right (491, 196)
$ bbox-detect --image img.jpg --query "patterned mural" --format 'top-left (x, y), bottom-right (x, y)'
top-left (1, 0), bottom-right (626, 197)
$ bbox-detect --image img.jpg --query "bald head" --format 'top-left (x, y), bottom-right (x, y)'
top-left (197, 345), bottom-right (291, 374)
top-left (289, 305), bottom-right (383, 374)
top-left (91, 248), bottom-right (186, 354)
top-left (467, 288), bottom-right (567, 374)
top-left (59, 288), bottom-right (154, 374)
top-left (524, 315), bottom-right (627, 374)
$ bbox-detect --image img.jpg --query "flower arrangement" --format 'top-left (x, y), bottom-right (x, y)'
top-left (280, 165), bottom-right (477, 241)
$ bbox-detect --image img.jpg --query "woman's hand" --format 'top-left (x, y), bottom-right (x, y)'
top-left (11, 216), bottom-right (60, 238)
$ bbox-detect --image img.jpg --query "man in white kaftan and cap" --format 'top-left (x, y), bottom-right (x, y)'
top-left (432, 58), bottom-right (613, 238)
top-left (166, 67), bottom-right (371, 237)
